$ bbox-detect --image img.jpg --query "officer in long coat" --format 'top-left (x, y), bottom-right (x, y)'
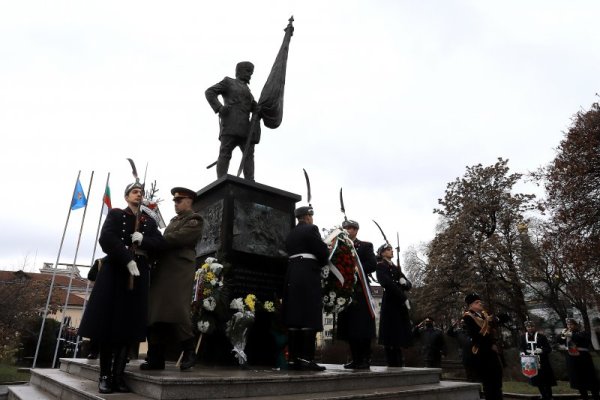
top-left (520, 321), bottom-right (556, 400)
top-left (461, 293), bottom-right (504, 400)
top-left (336, 220), bottom-right (377, 369)
top-left (142, 187), bottom-right (204, 371)
top-left (557, 318), bottom-right (600, 400)
top-left (205, 61), bottom-right (258, 180)
top-left (79, 182), bottom-right (166, 394)
top-left (376, 243), bottom-right (413, 367)
top-left (283, 205), bottom-right (329, 371)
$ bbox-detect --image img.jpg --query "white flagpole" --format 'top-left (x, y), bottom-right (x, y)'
top-left (32, 171), bottom-right (81, 369)
top-left (73, 172), bottom-right (110, 358)
top-left (51, 171), bottom-right (94, 368)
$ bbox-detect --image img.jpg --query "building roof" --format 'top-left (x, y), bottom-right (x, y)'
top-left (0, 270), bottom-right (92, 307)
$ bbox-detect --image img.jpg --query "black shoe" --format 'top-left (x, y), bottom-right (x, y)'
top-left (297, 358), bottom-right (326, 371)
top-left (344, 361), bottom-right (357, 369)
top-left (87, 353), bottom-right (98, 360)
top-left (140, 361), bottom-right (165, 371)
top-left (98, 376), bottom-right (113, 394)
top-left (180, 349), bottom-right (196, 371)
top-left (112, 375), bottom-right (130, 393)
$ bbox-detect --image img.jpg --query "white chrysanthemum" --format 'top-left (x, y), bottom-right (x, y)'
top-left (329, 291), bottom-right (336, 299)
top-left (198, 320), bottom-right (210, 333)
top-left (210, 279), bottom-right (217, 286)
top-left (263, 301), bottom-right (275, 312)
top-left (321, 265), bottom-right (330, 278)
top-left (205, 257), bottom-right (217, 264)
top-left (210, 262), bottom-right (224, 273)
top-left (230, 298), bottom-right (245, 311)
top-left (336, 297), bottom-right (346, 306)
top-left (203, 297), bottom-right (216, 311)
top-left (323, 295), bottom-right (329, 303)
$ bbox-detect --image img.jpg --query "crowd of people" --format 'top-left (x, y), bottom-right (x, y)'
top-left (77, 182), bottom-right (600, 399)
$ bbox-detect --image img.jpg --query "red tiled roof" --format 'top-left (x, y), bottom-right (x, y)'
top-left (0, 270), bottom-right (92, 307)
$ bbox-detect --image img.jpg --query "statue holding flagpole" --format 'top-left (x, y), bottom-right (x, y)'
top-left (205, 17), bottom-right (294, 181)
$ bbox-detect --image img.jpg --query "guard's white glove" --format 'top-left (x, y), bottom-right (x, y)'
top-left (534, 348), bottom-right (543, 354)
top-left (127, 260), bottom-right (140, 276)
top-left (131, 232), bottom-right (143, 245)
top-left (399, 278), bottom-right (407, 285)
top-left (563, 331), bottom-right (573, 338)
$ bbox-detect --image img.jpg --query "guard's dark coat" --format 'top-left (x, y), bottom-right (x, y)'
top-left (462, 310), bottom-right (504, 400)
top-left (148, 210), bottom-right (204, 326)
top-left (336, 239), bottom-right (377, 340)
top-left (520, 332), bottom-right (557, 388)
top-left (79, 208), bottom-right (166, 343)
top-left (282, 221), bottom-right (329, 330)
top-left (205, 77), bottom-right (258, 143)
top-left (376, 259), bottom-right (413, 346)
top-left (557, 330), bottom-right (600, 392)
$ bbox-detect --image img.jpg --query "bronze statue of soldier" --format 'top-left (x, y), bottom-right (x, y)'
top-left (205, 61), bottom-right (258, 180)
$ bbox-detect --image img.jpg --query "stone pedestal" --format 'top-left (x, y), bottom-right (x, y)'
top-left (192, 175), bottom-right (301, 366)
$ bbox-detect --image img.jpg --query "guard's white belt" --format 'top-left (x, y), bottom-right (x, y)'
top-left (289, 253), bottom-right (317, 260)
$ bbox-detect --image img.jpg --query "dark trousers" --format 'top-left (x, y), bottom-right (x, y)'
top-left (217, 135), bottom-right (254, 180)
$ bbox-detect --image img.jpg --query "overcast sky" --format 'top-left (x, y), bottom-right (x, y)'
top-left (1, 0), bottom-right (599, 272)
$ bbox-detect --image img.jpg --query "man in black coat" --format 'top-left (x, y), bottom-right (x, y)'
top-left (376, 243), bottom-right (413, 367)
top-left (205, 61), bottom-right (258, 180)
top-left (79, 182), bottom-right (166, 394)
top-left (461, 293), bottom-right (504, 400)
top-left (557, 318), bottom-right (600, 400)
top-left (520, 321), bottom-right (556, 400)
top-left (283, 205), bottom-right (329, 371)
top-left (336, 220), bottom-right (377, 369)
top-left (413, 317), bottom-right (446, 368)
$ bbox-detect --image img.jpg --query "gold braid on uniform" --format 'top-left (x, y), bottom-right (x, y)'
top-left (463, 310), bottom-right (492, 355)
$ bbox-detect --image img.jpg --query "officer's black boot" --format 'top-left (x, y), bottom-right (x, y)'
top-left (287, 329), bottom-right (301, 369)
top-left (98, 345), bottom-right (113, 394)
top-left (357, 339), bottom-right (371, 369)
top-left (140, 343), bottom-right (165, 370)
top-left (384, 346), bottom-right (399, 367)
top-left (344, 340), bottom-right (362, 369)
top-left (297, 329), bottom-right (325, 371)
top-left (112, 345), bottom-right (130, 393)
top-left (180, 338), bottom-right (196, 371)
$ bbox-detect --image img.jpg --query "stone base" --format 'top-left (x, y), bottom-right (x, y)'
top-left (8, 358), bottom-right (481, 400)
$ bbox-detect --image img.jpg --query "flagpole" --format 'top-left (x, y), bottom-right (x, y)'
top-left (74, 172), bottom-right (110, 358)
top-left (32, 171), bottom-right (81, 369)
top-left (51, 171), bottom-right (94, 368)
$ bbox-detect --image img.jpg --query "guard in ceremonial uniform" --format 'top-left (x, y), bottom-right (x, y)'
top-left (336, 220), bottom-right (377, 369)
top-left (142, 187), bottom-right (204, 371)
top-left (520, 321), bottom-right (556, 400)
top-left (461, 293), bottom-right (504, 400)
top-left (79, 182), bottom-right (166, 394)
top-left (557, 318), bottom-right (600, 400)
top-left (376, 243), bottom-right (413, 367)
top-left (283, 205), bottom-right (329, 371)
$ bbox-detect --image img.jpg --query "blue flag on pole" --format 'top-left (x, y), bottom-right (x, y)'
top-left (71, 179), bottom-right (87, 210)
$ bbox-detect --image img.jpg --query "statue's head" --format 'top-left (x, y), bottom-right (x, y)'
top-left (236, 61), bottom-right (254, 84)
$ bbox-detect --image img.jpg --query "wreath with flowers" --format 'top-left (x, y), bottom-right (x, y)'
top-left (191, 257), bottom-right (226, 336)
top-left (322, 227), bottom-right (358, 314)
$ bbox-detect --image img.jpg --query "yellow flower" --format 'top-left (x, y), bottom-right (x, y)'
top-left (263, 301), bottom-right (275, 312)
top-left (201, 263), bottom-right (210, 271)
top-left (244, 294), bottom-right (257, 312)
top-left (203, 288), bottom-right (212, 297)
top-left (205, 271), bottom-right (216, 283)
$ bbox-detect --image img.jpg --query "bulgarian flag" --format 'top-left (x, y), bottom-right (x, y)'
top-left (102, 183), bottom-right (112, 215)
